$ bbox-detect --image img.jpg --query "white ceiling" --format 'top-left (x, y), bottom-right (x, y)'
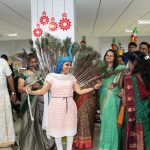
top-left (0, 0), bottom-right (150, 41)
top-left (0, 0), bottom-right (31, 41)
top-left (76, 0), bottom-right (150, 37)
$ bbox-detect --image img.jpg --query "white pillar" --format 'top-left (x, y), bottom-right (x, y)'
top-left (31, 0), bottom-right (75, 42)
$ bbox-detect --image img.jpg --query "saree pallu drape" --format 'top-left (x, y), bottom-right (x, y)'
top-left (19, 72), bottom-right (55, 150)
top-left (73, 93), bottom-right (98, 149)
top-left (120, 75), bottom-right (150, 150)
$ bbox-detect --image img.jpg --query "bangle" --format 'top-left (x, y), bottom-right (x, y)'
top-left (11, 92), bottom-right (16, 95)
top-left (112, 83), bottom-right (117, 87)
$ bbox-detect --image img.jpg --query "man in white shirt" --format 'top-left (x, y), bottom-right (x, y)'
top-left (0, 58), bottom-right (17, 149)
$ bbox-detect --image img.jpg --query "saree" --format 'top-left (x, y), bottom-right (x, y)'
top-left (98, 65), bottom-right (124, 150)
top-left (73, 92), bottom-right (98, 149)
top-left (120, 74), bottom-right (150, 150)
top-left (19, 71), bottom-right (55, 150)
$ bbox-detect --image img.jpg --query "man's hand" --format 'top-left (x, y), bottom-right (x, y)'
top-left (7, 75), bottom-right (16, 103)
top-left (11, 93), bottom-right (17, 103)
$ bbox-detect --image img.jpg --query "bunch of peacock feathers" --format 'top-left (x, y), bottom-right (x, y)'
top-left (33, 33), bottom-right (103, 87)
top-left (14, 39), bottom-right (36, 64)
top-left (15, 33), bottom-right (125, 87)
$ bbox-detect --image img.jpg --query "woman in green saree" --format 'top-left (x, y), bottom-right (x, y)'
top-left (18, 53), bottom-right (55, 150)
top-left (98, 49), bottom-right (125, 150)
top-left (119, 51), bottom-right (150, 150)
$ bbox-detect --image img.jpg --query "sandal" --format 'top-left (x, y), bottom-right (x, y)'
top-left (11, 142), bottom-right (18, 150)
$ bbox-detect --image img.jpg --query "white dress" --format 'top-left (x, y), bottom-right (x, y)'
top-left (43, 73), bottom-right (77, 138)
top-left (0, 58), bottom-right (15, 147)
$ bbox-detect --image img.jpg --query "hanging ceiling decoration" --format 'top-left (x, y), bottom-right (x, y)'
top-left (48, 17), bottom-right (58, 31)
top-left (33, 0), bottom-right (43, 38)
top-left (59, 0), bottom-right (71, 31)
top-left (33, 23), bottom-right (43, 38)
top-left (40, 10), bottom-right (49, 25)
top-left (39, 0), bottom-right (49, 25)
top-left (33, 0), bottom-right (72, 38)
top-left (48, 0), bottom-right (58, 31)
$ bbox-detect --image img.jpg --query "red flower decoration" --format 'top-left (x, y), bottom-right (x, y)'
top-left (40, 11), bottom-right (49, 25)
top-left (48, 17), bottom-right (58, 31)
top-left (33, 24), bottom-right (43, 38)
top-left (59, 17), bottom-right (71, 31)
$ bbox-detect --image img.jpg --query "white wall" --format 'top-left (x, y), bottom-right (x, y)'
top-left (76, 36), bottom-right (101, 51)
top-left (0, 40), bottom-right (30, 57)
top-left (0, 36), bottom-right (150, 58)
top-left (99, 36), bottom-right (150, 57)
top-left (76, 36), bottom-right (150, 58)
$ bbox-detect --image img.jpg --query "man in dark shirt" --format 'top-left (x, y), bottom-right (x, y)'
top-left (139, 42), bottom-right (149, 55)
top-left (123, 42), bottom-right (137, 65)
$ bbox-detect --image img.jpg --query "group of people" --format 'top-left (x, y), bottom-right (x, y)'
top-left (0, 41), bottom-right (150, 150)
top-left (118, 41), bottom-right (150, 66)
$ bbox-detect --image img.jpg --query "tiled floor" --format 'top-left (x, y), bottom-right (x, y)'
top-left (0, 113), bottom-right (100, 150)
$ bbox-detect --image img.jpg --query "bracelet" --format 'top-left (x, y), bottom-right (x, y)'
top-left (93, 86), bottom-right (96, 90)
top-left (112, 83), bottom-right (117, 87)
top-left (11, 92), bottom-right (16, 95)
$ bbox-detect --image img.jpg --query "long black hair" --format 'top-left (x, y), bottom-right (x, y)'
top-left (103, 49), bottom-right (118, 70)
top-left (129, 51), bottom-right (150, 90)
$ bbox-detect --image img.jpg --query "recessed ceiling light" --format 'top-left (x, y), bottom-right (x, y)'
top-left (125, 29), bottom-right (132, 32)
top-left (5, 33), bottom-right (19, 37)
top-left (137, 20), bottom-right (150, 24)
